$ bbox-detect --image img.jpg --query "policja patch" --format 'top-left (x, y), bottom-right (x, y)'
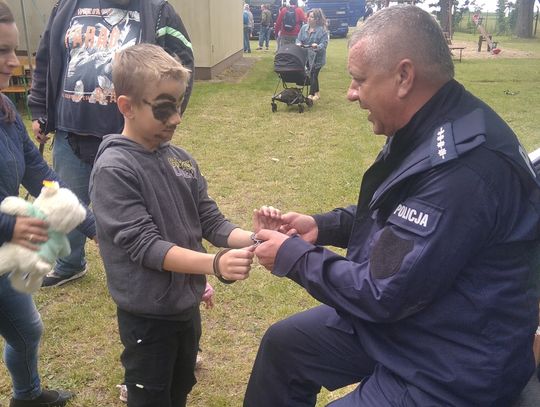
top-left (387, 198), bottom-right (443, 237)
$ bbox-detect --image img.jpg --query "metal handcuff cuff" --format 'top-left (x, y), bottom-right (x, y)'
top-left (213, 233), bottom-right (262, 284)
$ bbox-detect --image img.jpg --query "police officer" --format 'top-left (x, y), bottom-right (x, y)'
top-left (245, 5), bottom-right (540, 407)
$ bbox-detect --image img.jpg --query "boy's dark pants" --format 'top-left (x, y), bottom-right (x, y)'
top-left (117, 307), bottom-right (201, 407)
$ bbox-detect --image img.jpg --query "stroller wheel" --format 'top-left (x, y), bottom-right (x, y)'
top-left (271, 102), bottom-right (277, 113)
top-left (298, 104), bottom-right (304, 113)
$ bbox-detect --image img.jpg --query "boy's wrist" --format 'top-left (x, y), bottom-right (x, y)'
top-left (213, 249), bottom-right (235, 284)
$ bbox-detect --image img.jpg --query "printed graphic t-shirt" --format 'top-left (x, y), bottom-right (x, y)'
top-left (57, 0), bottom-right (141, 137)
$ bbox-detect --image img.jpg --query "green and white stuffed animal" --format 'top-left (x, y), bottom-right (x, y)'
top-left (0, 181), bottom-right (86, 293)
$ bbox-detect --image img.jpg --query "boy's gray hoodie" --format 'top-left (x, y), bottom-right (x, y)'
top-left (89, 134), bottom-right (237, 319)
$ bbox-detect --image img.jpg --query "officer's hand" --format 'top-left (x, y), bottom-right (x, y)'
top-left (253, 229), bottom-right (289, 271)
top-left (279, 212), bottom-right (318, 244)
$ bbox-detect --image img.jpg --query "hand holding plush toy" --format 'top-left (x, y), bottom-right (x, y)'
top-left (0, 181), bottom-right (86, 293)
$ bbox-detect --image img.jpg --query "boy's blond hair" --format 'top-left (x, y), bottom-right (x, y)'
top-left (112, 43), bottom-right (191, 105)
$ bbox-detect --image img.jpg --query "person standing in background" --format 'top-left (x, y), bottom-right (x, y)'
top-left (243, 3), bottom-right (253, 53)
top-left (28, 0), bottom-right (194, 288)
top-left (296, 8), bottom-right (329, 101)
top-left (257, 4), bottom-right (273, 51)
top-left (275, 0), bottom-right (306, 51)
top-left (247, 4), bottom-right (254, 35)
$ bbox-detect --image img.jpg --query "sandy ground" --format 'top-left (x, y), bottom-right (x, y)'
top-left (449, 38), bottom-right (539, 59)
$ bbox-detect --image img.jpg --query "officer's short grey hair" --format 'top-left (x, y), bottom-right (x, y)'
top-left (349, 5), bottom-right (454, 82)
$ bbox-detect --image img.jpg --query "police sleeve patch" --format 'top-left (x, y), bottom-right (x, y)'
top-left (369, 228), bottom-right (414, 279)
top-left (387, 198), bottom-right (443, 237)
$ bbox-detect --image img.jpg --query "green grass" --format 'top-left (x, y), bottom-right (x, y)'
top-left (1, 37), bottom-right (539, 406)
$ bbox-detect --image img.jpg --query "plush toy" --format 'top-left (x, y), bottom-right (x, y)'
top-left (0, 181), bottom-right (86, 293)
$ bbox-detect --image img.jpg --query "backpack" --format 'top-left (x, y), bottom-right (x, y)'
top-left (283, 7), bottom-right (297, 32)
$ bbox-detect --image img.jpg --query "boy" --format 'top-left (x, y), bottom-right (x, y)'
top-left (89, 43), bottom-right (275, 406)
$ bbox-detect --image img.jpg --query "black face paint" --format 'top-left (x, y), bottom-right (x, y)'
top-left (142, 94), bottom-right (183, 124)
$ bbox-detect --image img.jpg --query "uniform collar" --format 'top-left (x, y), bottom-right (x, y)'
top-left (369, 80), bottom-right (486, 208)
top-left (386, 80), bottom-right (462, 160)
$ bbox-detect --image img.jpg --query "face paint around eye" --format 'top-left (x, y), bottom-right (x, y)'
top-left (143, 99), bottom-right (180, 124)
top-left (153, 102), bottom-right (177, 123)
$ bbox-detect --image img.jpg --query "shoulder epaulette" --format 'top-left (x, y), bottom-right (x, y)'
top-left (429, 108), bottom-right (486, 167)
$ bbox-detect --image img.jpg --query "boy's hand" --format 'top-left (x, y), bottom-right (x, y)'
top-left (253, 205), bottom-right (282, 232)
top-left (218, 247), bottom-right (254, 281)
top-left (201, 282), bottom-right (215, 309)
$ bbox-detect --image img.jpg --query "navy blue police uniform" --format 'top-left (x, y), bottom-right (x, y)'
top-left (244, 79), bottom-right (540, 407)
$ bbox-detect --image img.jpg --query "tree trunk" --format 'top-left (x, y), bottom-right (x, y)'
top-left (439, 0), bottom-right (452, 33)
top-left (515, 0), bottom-right (535, 38)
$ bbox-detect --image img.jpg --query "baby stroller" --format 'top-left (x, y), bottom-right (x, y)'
top-left (271, 43), bottom-right (316, 113)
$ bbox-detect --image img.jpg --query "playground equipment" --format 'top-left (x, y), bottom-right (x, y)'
top-left (473, 14), bottom-right (501, 54)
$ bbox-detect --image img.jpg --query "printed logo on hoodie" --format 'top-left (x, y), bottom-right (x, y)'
top-left (168, 157), bottom-right (195, 178)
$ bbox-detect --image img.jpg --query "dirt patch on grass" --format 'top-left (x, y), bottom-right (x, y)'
top-left (211, 56), bottom-right (259, 83)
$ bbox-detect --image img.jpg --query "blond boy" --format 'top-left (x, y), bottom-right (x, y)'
top-left (89, 43), bottom-right (274, 406)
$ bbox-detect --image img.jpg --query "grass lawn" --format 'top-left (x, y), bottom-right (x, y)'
top-left (1, 34), bottom-right (539, 406)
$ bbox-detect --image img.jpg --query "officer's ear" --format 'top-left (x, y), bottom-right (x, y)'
top-left (395, 59), bottom-right (415, 99)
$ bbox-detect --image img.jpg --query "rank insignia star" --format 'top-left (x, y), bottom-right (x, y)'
top-left (436, 127), bottom-right (446, 159)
